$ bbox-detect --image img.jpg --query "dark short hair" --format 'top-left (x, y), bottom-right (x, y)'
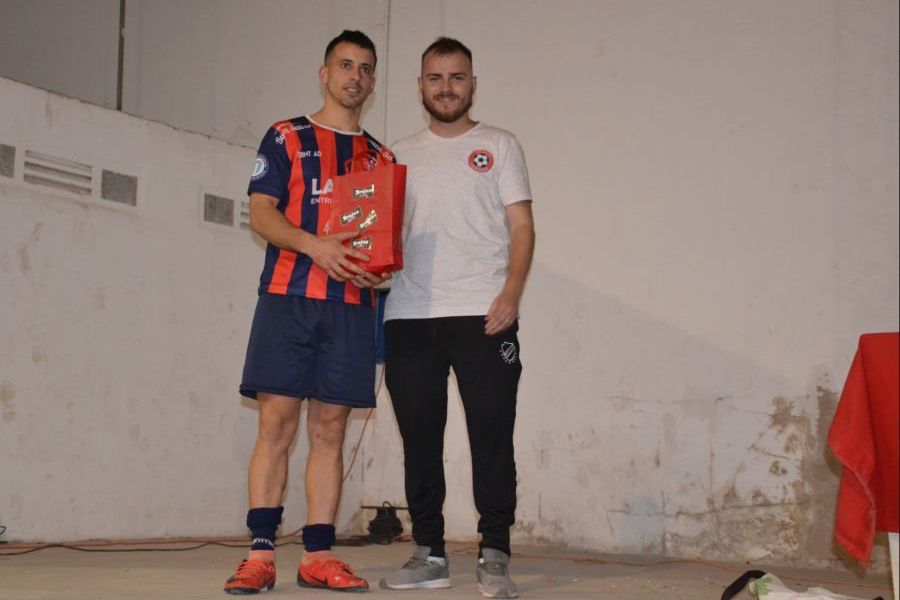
top-left (325, 30), bottom-right (377, 66)
top-left (421, 37), bottom-right (472, 66)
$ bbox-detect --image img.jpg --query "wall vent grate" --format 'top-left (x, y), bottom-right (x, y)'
top-left (204, 194), bottom-right (235, 226)
top-left (101, 170), bottom-right (137, 206)
top-left (0, 144), bottom-right (15, 178)
top-left (23, 150), bottom-right (92, 196)
top-left (239, 200), bottom-right (251, 230)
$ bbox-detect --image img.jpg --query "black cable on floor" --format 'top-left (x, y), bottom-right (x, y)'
top-left (0, 536), bottom-right (394, 557)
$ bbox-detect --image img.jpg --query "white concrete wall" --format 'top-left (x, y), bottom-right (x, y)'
top-left (121, 0), bottom-right (390, 147)
top-left (0, 76), bottom-right (368, 541)
top-left (0, 0), bottom-right (390, 146)
top-left (0, 0), bottom-right (120, 109)
top-left (0, 0), bottom-right (897, 571)
top-left (363, 0), bottom-right (900, 570)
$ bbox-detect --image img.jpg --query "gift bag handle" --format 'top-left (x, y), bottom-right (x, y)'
top-left (343, 150), bottom-right (382, 174)
top-left (721, 570), bottom-right (766, 600)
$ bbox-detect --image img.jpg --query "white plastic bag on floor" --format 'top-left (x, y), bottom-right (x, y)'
top-left (749, 573), bottom-right (878, 600)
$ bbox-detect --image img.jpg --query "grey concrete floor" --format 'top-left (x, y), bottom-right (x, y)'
top-left (0, 540), bottom-right (892, 600)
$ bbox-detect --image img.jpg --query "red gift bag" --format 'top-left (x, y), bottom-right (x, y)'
top-left (326, 155), bottom-right (406, 275)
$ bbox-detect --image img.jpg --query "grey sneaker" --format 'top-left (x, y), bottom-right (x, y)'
top-left (477, 548), bottom-right (518, 599)
top-left (379, 545), bottom-right (452, 590)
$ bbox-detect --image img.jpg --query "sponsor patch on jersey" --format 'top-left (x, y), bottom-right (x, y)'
top-left (251, 154), bottom-right (268, 181)
top-left (468, 149), bottom-right (494, 172)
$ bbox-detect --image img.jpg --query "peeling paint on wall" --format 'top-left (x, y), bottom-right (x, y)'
top-left (654, 377), bottom-right (850, 567)
top-left (798, 385), bottom-right (843, 564)
top-left (507, 372), bottom-right (867, 570)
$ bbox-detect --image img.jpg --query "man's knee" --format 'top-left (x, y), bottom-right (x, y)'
top-left (309, 403), bottom-right (350, 450)
top-left (257, 399), bottom-right (301, 449)
top-left (258, 417), bottom-right (298, 450)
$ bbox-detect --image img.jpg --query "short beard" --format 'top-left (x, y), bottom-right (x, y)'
top-left (422, 94), bottom-right (473, 123)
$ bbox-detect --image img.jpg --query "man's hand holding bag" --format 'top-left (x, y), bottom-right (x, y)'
top-left (325, 152), bottom-right (406, 276)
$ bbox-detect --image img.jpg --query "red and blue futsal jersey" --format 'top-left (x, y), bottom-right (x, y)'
top-left (247, 115), bottom-right (394, 306)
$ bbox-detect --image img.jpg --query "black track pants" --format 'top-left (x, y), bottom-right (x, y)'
top-left (385, 316), bottom-right (521, 555)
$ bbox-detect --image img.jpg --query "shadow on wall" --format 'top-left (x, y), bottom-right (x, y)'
top-left (509, 261), bottom-right (878, 571)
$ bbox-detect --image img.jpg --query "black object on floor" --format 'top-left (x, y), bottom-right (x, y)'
top-left (367, 502), bottom-right (403, 545)
top-left (722, 571), bottom-right (766, 600)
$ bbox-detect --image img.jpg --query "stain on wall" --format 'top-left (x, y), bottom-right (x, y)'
top-left (18, 222), bottom-right (43, 274)
top-left (0, 382), bottom-right (16, 422)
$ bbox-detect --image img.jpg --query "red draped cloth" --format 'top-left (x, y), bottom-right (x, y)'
top-left (828, 332), bottom-right (900, 564)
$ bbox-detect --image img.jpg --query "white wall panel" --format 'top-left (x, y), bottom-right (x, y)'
top-left (122, 0), bottom-right (390, 146)
top-left (0, 0), bottom-right (120, 108)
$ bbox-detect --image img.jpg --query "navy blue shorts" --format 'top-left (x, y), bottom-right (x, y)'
top-left (240, 294), bottom-right (376, 408)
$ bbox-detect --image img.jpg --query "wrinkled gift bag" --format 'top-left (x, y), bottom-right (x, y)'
top-left (326, 153), bottom-right (406, 275)
top-left (721, 571), bottom-right (886, 600)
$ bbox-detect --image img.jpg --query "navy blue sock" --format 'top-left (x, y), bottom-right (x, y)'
top-left (302, 524), bottom-right (336, 552)
top-left (247, 506), bottom-right (284, 551)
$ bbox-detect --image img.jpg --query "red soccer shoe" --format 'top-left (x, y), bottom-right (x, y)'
top-left (224, 559), bottom-right (276, 594)
top-left (297, 557), bottom-right (369, 593)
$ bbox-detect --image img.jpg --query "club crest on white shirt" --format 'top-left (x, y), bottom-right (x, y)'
top-left (468, 149), bottom-right (494, 172)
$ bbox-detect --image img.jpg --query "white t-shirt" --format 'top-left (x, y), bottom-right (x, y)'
top-left (384, 123), bottom-right (532, 321)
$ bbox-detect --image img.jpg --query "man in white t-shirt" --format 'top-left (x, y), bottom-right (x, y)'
top-left (380, 37), bottom-right (535, 599)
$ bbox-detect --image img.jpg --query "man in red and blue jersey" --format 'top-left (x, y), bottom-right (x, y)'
top-left (224, 30), bottom-right (392, 595)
